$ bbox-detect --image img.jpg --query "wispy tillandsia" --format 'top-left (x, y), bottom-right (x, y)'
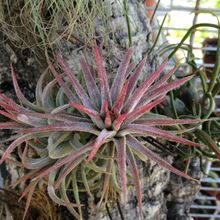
top-left (0, 43), bottom-right (204, 219)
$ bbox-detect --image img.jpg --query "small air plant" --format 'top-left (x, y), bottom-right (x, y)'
top-left (0, 43), bottom-right (202, 219)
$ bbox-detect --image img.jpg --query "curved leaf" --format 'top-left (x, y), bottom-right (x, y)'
top-left (127, 135), bottom-right (196, 181)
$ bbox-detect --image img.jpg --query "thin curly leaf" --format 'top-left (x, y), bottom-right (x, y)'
top-left (48, 170), bottom-right (79, 208)
top-left (49, 140), bottom-right (76, 159)
top-left (98, 146), bottom-right (115, 206)
top-left (54, 157), bottom-right (84, 189)
top-left (35, 69), bottom-right (47, 106)
top-left (22, 145), bottom-right (52, 169)
top-left (72, 171), bottom-right (83, 217)
top-left (86, 160), bottom-right (108, 173)
top-left (0, 133), bottom-right (47, 165)
top-left (59, 178), bottom-right (81, 219)
top-left (33, 141), bottom-right (94, 180)
top-left (41, 79), bottom-right (57, 108)
top-left (195, 129), bottom-right (220, 160)
top-left (48, 131), bottom-right (72, 159)
top-left (11, 64), bottom-right (45, 112)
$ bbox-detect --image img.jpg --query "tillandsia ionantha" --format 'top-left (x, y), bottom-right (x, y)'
top-left (0, 43), bottom-right (203, 219)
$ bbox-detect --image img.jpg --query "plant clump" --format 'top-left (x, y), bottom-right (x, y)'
top-left (0, 43), bottom-right (203, 219)
top-left (0, 0), bottom-right (109, 61)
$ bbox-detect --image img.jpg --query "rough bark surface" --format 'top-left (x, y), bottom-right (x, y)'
top-left (0, 0), bottom-right (201, 220)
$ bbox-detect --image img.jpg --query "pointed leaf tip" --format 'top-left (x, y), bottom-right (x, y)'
top-left (111, 48), bottom-right (133, 103)
top-left (93, 42), bottom-right (111, 108)
top-left (124, 59), bottom-right (168, 112)
top-left (127, 135), bottom-right (196, 181)
top-left (88, 129), bottom-right (116, 161)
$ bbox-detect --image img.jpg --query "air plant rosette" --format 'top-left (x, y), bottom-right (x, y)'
top-left (0, 43), bottom-right (203, 219)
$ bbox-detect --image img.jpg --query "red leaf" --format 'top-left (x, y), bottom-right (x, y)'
top-left (33, 142), bottom-right (94, 180)
top-left (122, 96), bottom-right (165, 126)
top-left (127, 147), bottom-right (142, 212)
top-left (124, 59), bottom-right (168, 112)
top-left (93, 42), bottom-right (111, 107)
top-left (135, 118), bottom-right (205, 126)
top-left (0, 93), bottom-right (27, 113)
top-left (19, 122), bottom-right (98, 135)
top-left (80, 57), bottom-right (101, 109)
top-left (113, 80), bottom-right (129, 116)
top-left (112, 113), bottom-right (127, 131)
top-left (111, 48), bottom-right (133, 103)
top-left (0, 110), bottom-right (17, 121)
top-left (125, 55), bottom-right (147, 100)
top-left (88, 129), bottom-right (116, 161)
top-left (126, 62), bottom-right (136, 78)
top-left (69, 102), bottom-right (104, 129)
top-left (47, 59), bottom-right (79, 102)
top-left (105, 110), bottom-right (112, 128)
top-left (138, 75), bottom-right (193, 108)
top-left (57, 53), bottom-right (95, 109)
top-left (0, 133), bottom-right (36, 165)
top-left (122, 124), bottom-right (202, 147)
top-left (127, 135), bottom-right (196, 181)
top-left (54, 157), bottom-right (84, 189)
top-left (0, 122), bottom-right (22, 129)
top-left (0, 101), bottom-right (14, 111)
top-left (11, 64), bottom-right (44, 112)
top-left (148, 64), bottom-right (178, 91)
top-left (113, 137), bottom-right (127, 202)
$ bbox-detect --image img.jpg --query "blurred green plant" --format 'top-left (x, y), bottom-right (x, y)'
top-left (151, 19), bottom-right (220, 163)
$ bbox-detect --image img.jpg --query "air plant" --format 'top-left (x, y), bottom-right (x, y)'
top-left (0, 43), bottom-right (203, 219)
